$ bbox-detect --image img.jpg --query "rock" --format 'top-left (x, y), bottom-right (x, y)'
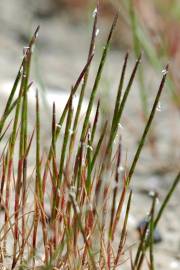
top-left (137, 218), bottom-right (163, 244)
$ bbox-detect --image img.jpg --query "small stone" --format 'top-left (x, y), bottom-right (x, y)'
top-left (137, 218), bottom-right (162, 244)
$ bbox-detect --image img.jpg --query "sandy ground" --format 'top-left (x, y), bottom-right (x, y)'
top-left (0, 1), bottom-right (180, 269)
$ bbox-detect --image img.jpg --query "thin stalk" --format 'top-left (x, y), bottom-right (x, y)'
top-left (36, 90), bottom-right (49, 262)
top-left (12, 40), bottom-right (31, 269)
top-left (154, 171), bottom-right (180, 227)
top-left (42, 54), bottom-right (94, 184)
top-left (90, 121), bottom-right (107, 173)
top-left (109, 140), bottom-right (121, 240)
top-left (55, 55), bottom-right (94, 142)
top-left (36, 95), bottom-right (42, 199)
top-left (0, 70), bottom-right (22, 135)
top-left (21, 85), bottom-right (28, 261)
top-left (91, 100), bottom-right (100, 145)
top-left (149, 195), bottom-right (156, 270)
top-left (107, 54), bottom-right (141, 153)
top-left (127, 65), bottom-right (168, 186)
top-left (0, 26), bottom-right (39, 135)
top-left (52, 94), bottom-right (73, 221)
top-left (5, 81), bottom-right (33, 118)
top-left (50, 103), bottom-right (57, 223)
top-left (111, 174), bottom-right (127, 239)
top-left (86, 130), bottom-right (92, 193)
top-left (135, 197), bottom-right (156, 270)
top-left (111, 52), bottom-right (128, 132)
top-left (4, 47), bottom-right (33, 255)
top-left (58, 94), bottom-right (73, 185)
top-left (133, 215), bottom-right (150, 267)
top-left (94, 55), bottom-right (141, 204)
top-left (76, 142), bottom-right (84, 202)
top-left (69, 2), bottom-right (99, 152)
top-left (0, 119), bottom-right (13, 142)
top-left (85, 101), bottom-right (101, 193)
top-left (115, 190), bottom-right (132, 266)
top-left (134, 171), bottom-right (179, 269)
top-left (0, 156), bottom-right (7, 207)
top-left (80, 13), bottom-right (118, 142)
top-left (31, 90), bottom-right (43, 263)
top-left (69, 195), bottom-right (97, 270)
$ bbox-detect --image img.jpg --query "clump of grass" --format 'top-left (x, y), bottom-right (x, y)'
top-left (0, 4), bottom-right (179, 270)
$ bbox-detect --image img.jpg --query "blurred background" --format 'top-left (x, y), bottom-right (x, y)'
top-left (0, 1), bottom-right (179, 269)
top-left (1, 0), bottom-right (180, 98)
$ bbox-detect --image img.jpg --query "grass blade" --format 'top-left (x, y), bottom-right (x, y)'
top-left (80, 13), bottom-right (118, 142)
top-left (127, 65), bottom-right (168, 186)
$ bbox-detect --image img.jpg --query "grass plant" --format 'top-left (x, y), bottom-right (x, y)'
top-left (0, 4), bottom-right (179, 270)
